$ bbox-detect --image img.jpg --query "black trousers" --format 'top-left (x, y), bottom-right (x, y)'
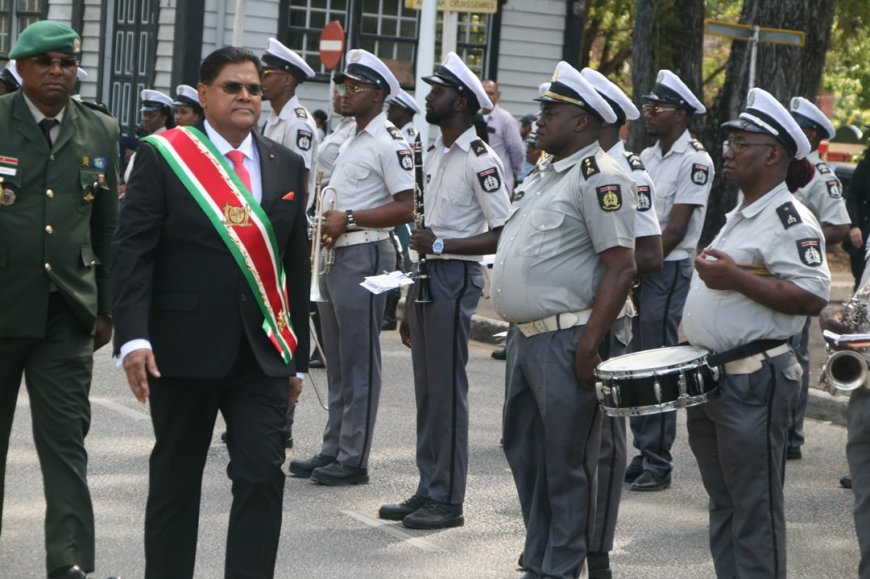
top-left (144, 338), bottom-right (289, 579)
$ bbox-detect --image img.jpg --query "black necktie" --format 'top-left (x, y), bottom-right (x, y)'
top-left (39, 118), bottom-right (59, 148)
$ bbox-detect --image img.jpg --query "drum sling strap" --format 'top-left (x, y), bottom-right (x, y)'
top-left (705, 338), bottom-right (789, 368)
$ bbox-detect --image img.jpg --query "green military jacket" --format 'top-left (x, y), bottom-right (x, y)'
top-left (0, 91), bottom-right (119, 337)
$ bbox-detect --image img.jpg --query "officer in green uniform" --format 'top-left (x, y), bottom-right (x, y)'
top-left (0, 21), bottom-right (119, 579)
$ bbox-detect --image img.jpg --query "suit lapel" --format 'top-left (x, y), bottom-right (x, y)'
top-left (52, 101), bottom-right (78, 153)
top-left (12, 92), bottom-right (51, 152)
top-left (255, 132), bottom-right (279, 213)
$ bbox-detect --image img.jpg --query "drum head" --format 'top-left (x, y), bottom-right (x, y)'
top-left (598, 345), bottom-right (710, 373)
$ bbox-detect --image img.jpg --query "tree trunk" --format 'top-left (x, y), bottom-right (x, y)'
top-left (699, 0), bottom-right (836, 246)
top-left (628, 0), bottom-right (705, 152)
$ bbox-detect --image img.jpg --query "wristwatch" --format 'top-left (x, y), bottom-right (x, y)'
top-left (432, 238), bottom-right (445, 255)
top-left (345, 209), bottom-right (356, 227)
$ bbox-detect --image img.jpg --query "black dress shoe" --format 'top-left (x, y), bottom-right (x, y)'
top-left (786, 447), bottom-right (802, 460)
top-left (285, 433), bottom-right (293, 449)
top-left (310, 462), bottom-right (369, 486)
top-left (48, 565), bottom-right (88, 578)
top-left (381, 320), bottom-right (397, 331)
top-left (517, 553), bottom-right (526, 570)
top-left (288, 453), bottom-right (336, 478)
top-left (309, 357), bottom-right (325, 369)
top-left (630, 470), bottom-right (671, 492)
top-left (841, 474), bottom-right (853, 489)
top-left (402, 500), bottom-right (464, 529)
top-left (491, 348), bottom-right (506, 360)
top-left (624, 456), bottom-right (643, 483)
top-left (379, 494), bottom-right (428, 520)
top-left (220, 431), bottom-right (228, 444)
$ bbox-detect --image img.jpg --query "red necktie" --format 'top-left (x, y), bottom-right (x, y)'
top-left (226, 149), bottom-right (252, 193)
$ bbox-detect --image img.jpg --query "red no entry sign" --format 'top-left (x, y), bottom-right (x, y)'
top-left (319, 21), bottom-right (345, 70)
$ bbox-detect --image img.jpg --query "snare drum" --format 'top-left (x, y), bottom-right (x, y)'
top-left (594, 346), bottom-right (719, 417)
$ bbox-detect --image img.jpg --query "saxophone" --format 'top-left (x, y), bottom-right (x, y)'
top-left (821, 283), bottom-right (870, 393)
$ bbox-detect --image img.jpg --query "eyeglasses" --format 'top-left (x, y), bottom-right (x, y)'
top-left (641, 103), bottom-right (677, 115)
top-left (336, 84), bottom-right (376, 97)
top-left (722, 139), bottom-right (777, 154)
top-left (31, 56), bottom-right (78, 69)
top-left (216, 82), bottom-right (263, 96)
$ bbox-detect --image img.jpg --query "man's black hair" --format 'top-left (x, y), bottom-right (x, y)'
top-left (200, 46), bottom-right (263, 85)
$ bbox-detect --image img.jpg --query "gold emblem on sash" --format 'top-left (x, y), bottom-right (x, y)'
top-left (277, 310), bottom-right (287, 331)
top-left (223, 203), bottom-right (252, 227)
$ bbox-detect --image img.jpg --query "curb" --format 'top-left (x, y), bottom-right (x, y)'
top-left (469, 315), bottom-right (849, 426)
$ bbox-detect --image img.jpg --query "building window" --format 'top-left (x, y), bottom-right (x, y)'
top-left (0, 0), bottom-right (47, 57)
top-left (279, 0), bottom-right (494, 87)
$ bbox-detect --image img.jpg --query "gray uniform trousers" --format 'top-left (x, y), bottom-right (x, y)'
top-left (847, 387), bottom-right (870, 579)
top-left (590, 322), bottom-right (631, 554)
top-left (408, 260), bottom-right (483, 504)
top-left (686, 351), bottom-right (801, 579)
top-left (503, 324), bottom-right (602, 579)
top-left (317, 239), bottom-right (394, 468)
top-left (630, 258), bottom-right (693, 477)
top-left (786, 317), bottom-right (811, 451)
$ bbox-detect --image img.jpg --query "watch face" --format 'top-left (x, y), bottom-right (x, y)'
top-left (433, 239), bottom-right (444, 254)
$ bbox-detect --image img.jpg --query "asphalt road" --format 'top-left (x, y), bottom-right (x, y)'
top-left (0, 333), bottom-right (861, 578)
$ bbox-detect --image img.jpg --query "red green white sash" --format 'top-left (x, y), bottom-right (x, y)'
top-left (144, 126), bottom-right (297, 363)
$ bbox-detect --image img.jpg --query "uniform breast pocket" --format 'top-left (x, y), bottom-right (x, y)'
top-left (78, 169), bottom-right (108, 213)
top-left (517, 209), bottom-right (565, 257)
top-left (347, 162), bottom-right (372, 183)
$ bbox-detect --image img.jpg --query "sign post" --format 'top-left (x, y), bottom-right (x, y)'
top-left (704, 19), bottom-right (806, 90)
top-left (319, 21), bottom-right (346, 126)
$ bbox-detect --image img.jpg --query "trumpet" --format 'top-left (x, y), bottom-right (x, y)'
top-left (821, 283), bottom-right (870, 393)
top-left (310, 171), bottom-right (337, 303)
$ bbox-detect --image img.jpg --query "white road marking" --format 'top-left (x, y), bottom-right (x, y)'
top-left (91, 397), bottom-right (150, 420)
top-left (341, 510), bottom-right (449, 553)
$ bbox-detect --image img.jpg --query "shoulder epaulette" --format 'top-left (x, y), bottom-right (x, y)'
top-left (689, 138), bottom-right (706, 152)
top-left (581, 155), bottom-right (600, 180)
top-left (427, 144), bottom-right (435, 152)
top-left (387, 126), bottom-right (404, 140)
top-left (624, 152), bottom-right (645, 171)
top-left (79, 99), bottom-right (112, 116)
top-left (776, 201), bottom-right (803, 230)
top-left (294, 107), bottom-right (308, 119)
top-left (470, 139), bottom-right (487, 157)
top-left (815, 161), bottom-right (831, 175)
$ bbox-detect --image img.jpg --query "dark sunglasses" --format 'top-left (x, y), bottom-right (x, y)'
top-left (217, 82), bottom-right (263, 96)
top-left (31, 56), bottom-right (78, 69)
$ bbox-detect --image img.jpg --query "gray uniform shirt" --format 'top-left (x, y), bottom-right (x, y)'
top-left (329, 112), bottom-right (414, 215)
top-left (491, 142), bottom-right (636, 323)
top-left (682, 183), bottom-right (831, 352)
top-left (640, 129), bottom-right (714, 261)
top-left (423, 126), bottom-right (511, 262)
top-left (608, 140), bottom-right (662, 238)
top-left (793, 150), bottom-right (850, 226)
top-left (263, 95), bottom-right (320, 194)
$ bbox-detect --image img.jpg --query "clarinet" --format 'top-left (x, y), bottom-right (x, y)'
top-left (413, 133), bottom-right (433, 303)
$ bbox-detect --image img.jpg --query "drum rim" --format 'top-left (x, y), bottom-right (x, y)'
top-left (600, 390), bottom-right (717, 417)
top-left (595, 345), bottom-right (711, 378)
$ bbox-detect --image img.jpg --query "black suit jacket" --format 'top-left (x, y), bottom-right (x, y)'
top-left (112, 128), bottom-right (310, 378)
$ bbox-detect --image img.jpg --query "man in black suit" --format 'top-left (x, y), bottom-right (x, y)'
top-left (112, 46), bottom-right (309, 578)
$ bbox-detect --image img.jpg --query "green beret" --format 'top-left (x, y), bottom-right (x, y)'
top-left (9, 20), bottom-right (81, 59)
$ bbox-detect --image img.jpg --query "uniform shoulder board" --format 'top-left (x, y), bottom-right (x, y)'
top-left (689, 138), bottom-right (706, 152)
top-left (624, 153), bottom-right (645, 171)
top-left (79, 99), bottom-right (111, 116)
top-left (294, 107), bottom-right (308, 119)
top-left (387, 126), bottom-right (404, 140)
top-left (470, 139), bottom-right (487, 157)
top-left (815, 161), bottom-right (831, 175)
top-left (776, 201), bottom-right (803, 230)
top-left (427, 144), bottom-right (435, 152)
top-left (580, 155), bottom-right (600, 180)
